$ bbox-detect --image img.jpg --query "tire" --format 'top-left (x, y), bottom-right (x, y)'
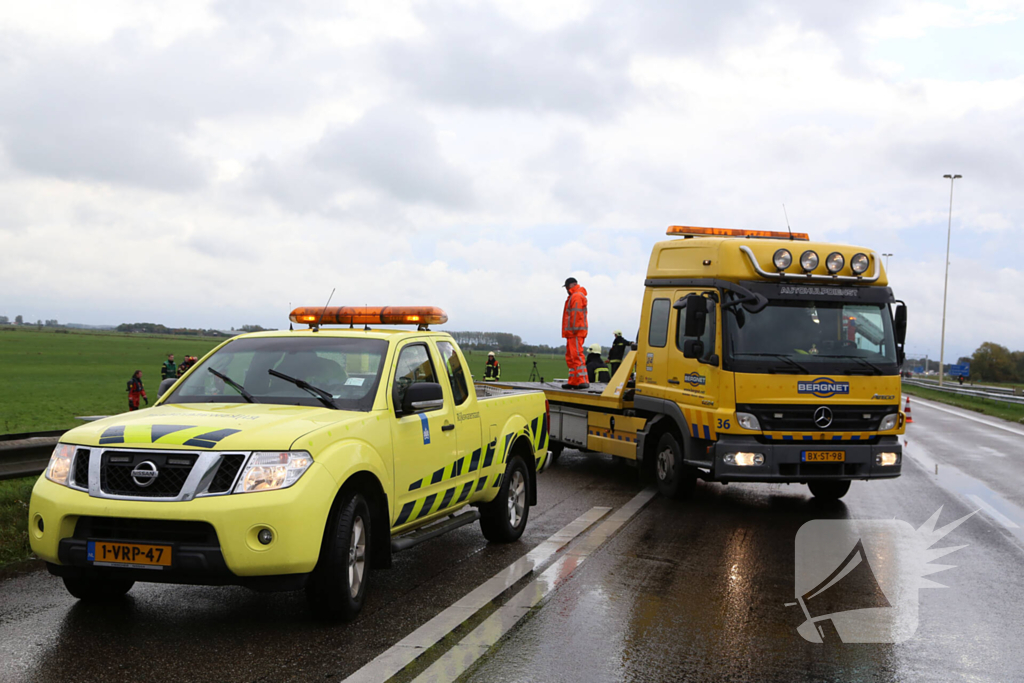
top-left (549, 443), bottom-right (564, 465)
top-left (654, 432), bottom-right (696, 500)
top-left (306, 491), bottom-right (371, 621)
top-left (480, 455), bottom-right (530, 543)
top-left (807, 480), bottom-right (851, 501)
top-left (62, 576), bottom-right (134, 601)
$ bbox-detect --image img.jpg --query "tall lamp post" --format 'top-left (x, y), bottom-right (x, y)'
top-left (882, 253), bottom-right (893, 271)
top-left (939, 174), bottom-right (962, 387)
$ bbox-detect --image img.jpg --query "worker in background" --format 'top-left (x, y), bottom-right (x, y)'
top-left (586, 343), bottom-right (611, 384)
top-left (127, 370), bottom-right (148, 411)
top-left (608, 330), bottom-right (631, 377)
top-left (484, 352), bottom-right (501, 381)
top-left (176, 355), bottom-right (197, 378)
top-left (561, 277), bottom-right (589, 390)
top-left (161, 353), bottom-right (176, 381)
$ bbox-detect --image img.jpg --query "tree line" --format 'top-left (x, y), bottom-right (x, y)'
top-left (449, 331), bottom-right (564, 354)
top-left (969, 342), bottom-right (1024, 383)
top-left (116, 322), bottom-right (230, 337)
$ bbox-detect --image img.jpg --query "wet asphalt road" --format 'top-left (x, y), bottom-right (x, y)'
top-left (2, 397), bottom-right (1023, 683)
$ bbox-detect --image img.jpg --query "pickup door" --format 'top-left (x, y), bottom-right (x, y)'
top-left (434, 340), bottom-right (486, 503)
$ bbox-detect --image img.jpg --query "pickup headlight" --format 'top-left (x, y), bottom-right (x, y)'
top-left (879, 414), bottom-right (898, 431)
top-left (235, 451), bottom-right (313, 493)
top-left (735, 412), bottom-right (761, 430)
top-left (45, 443), bottom-right (75, 486)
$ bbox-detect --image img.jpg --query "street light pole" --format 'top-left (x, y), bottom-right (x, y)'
top-left (939, 174), bottom-right (962, 387)
top-left (882, 253), bottom-right (893, 271)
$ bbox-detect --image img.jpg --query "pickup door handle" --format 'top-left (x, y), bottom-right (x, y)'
top-left (442, 423), bottom-right (455, 432)
top-left (668, 378), bottom-right (680, 385)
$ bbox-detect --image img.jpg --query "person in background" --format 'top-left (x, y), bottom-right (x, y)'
top-left (561, 277), bottom-right (589, 390)
top-left (161, 353), bottom-right (177, 381)
top-left (585, 343), bottom-right (611, 384)
top-left (127, 370), bottom-right (148, 411)
top-left (483, 352), bottom-right (501, 382)
top-left (176, 356), bottom-right (197, 378)
top-left (608, 330), bottom-right (631, 377)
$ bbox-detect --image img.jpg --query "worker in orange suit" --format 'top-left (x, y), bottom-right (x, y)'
top-left (561, 277), bottom-right (589, 390)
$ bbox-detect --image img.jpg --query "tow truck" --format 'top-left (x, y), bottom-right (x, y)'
top-left (492, 226), bottom-right (907, 501)
top-left (29, 306), bottom-right (549, 620)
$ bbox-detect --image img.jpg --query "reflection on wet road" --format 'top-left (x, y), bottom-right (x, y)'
top-left (2, 398), bottom-right (1023, 683)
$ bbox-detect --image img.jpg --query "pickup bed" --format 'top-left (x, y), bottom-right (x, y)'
top-left (30, 328), bottom-right (548, 620)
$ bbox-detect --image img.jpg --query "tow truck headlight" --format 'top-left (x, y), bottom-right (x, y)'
top-left (45, 443), bottom-right (75, 486)
top-left (799, 250), bottom-right (818, 271)
top-left (735, 412), bottom-right (761, 430)
top-left (724, 452), bottom-right (765, 467)
top-left (773, 249), bottom-right (792, 270)
top-left (876, 452), bottom-right (899, 466)
top-left (878, 413), bottom-right (898, 431)
top-left (235, 451), bottom-right (313, 493)
top-left (851, 253), bottom-right (870, 274)
top-left (826, 252), bottom-right (845, 273)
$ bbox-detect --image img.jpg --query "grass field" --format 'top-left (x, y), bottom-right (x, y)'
top-left (0, 476), bottom-right (35, 567)
top-left (903, 384), bottom-right (1024, 424)
top-left (462, 350), bottom-right (569, 384)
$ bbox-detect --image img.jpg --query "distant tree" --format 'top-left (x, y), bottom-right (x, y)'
top-left (0, 316), bottom-right (8, 324)
top-left (956, 356), bottom-right (972, 365)
top-left (971, 342), bottom-right (1017, 383)
top-left (239, 324), bottom-right (269, 332)
top-left (44, 319), bottom-right (59, 327)
top-left (15, 315), bottom-right (23, 324)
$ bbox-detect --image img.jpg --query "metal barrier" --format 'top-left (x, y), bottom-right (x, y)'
top-left (0, 430), bottom-right (64, 481)
top-left (904, 379), bottom-right (1024, 406)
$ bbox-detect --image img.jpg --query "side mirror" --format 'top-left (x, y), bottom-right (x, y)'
top-left (683, 339), bottom-right (704, 359)
top-left (894, 304), bottom-right (907, 345)
top-left (681, 294), bottom-right (707, 338)
top-left (401, 382), bottom-right (444, 414)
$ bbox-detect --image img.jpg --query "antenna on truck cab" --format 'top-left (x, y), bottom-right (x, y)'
top-left (313, 288), bottom-right (336, 333)
top-left (783, 204), bottom-right (794, 240)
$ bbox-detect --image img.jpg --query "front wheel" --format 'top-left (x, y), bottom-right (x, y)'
top-left (307, 491), bottom-right (371, 621)
top-left (62, 576), bottom-right (134, 601)
top-left (480, 456), bottom-right (530, 542)
top-left (654, 432), bottom-right (696, 499)
top-left (807, 480), bottom-right (851, 501)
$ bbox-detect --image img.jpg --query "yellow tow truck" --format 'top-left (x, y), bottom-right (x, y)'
top-left (493, 226), bottom-right (907, 501)
top-left (29, 306), bottom-right (549, 620)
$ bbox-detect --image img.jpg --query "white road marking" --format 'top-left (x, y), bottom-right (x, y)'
top-left (978, 446), bottom-right (1006, 458)
top-left (411, 487), bottom-right (658, 683)
top-left (965, 494), bottom-right (1020, 529)
top-left (911, 397), bottom-right (1024, 438)
top-left (342, 505), bottom-right (611, 683)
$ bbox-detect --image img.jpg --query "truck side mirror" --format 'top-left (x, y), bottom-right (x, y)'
top-left (894, 304), bottom-right (907, 345)
top-left (683, 294), bottom-right (706, 338)
top-left (401, 382), bottom-right (444, 414)
top-left (682, 339), bottom-right (704, 359)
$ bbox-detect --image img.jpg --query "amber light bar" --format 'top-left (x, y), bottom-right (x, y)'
top-left (289, 306), bottom-right (448, 327)
top-left (667, 225), bottom-right (809, 241)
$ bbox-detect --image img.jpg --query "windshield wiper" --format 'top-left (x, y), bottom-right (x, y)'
top-left (738, 353), bottom-right (810, 374)
top-left (818, 354), bottom-right (885, 375)
top-left (268, 369), bottom-right (336, 409)
top-left (207, 368), bottom-right (259, 403)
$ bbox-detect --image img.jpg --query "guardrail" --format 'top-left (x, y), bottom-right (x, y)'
top-left (0, 430), bottom-right (63, 481)
top-left (910, 376), bottom-right (1022, 396)
top-left (904, 379), bottom-right (1024, 406)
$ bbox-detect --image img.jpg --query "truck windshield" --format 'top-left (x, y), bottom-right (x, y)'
top-left (724, 300), bottom-right (898, 375)
top-left (163, 337), bottom-right (388, 410)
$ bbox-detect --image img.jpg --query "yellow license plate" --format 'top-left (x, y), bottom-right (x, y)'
top-left (88, 541), bottom-right (172, 568)
top-left (802, 450), bottom-right (845, 462)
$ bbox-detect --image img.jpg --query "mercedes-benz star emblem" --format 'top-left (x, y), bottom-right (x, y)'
top-left (813, 406), bottom-right (834, 429)
top-left (130, 460), bottom-right (160, 487)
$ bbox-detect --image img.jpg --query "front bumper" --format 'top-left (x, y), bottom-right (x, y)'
top-left (707, 436), bottom-right (902, 483)
top-left (28, 463), bottom-right (337, 585)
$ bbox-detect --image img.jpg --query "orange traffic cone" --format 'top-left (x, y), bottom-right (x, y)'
top-left (904, 396), bottom-right (913, 424)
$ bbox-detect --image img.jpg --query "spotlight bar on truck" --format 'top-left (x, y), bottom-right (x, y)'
top-left (289, 306), bottom-right (448, 328)
top-left (667, 226), bottom-right (810, 240)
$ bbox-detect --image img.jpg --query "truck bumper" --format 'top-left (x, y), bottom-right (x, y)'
top-left (707, 436), bottom-right (902, 483)
top-left (28, 465), bottom-right (337, 589)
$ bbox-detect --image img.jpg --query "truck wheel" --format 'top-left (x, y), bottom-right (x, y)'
top-left (62, 576), bottom-right (134, 600)
top-left (549, 444), bottom-right (563, 465)
top-left (480, 456), bottom-right (530, 543)
top-left (654, 432), bottom-right (696, 499)
top-left (807, 480), bottom-right (851, 501)
top-left (306, 491), bottom-right (371, 621)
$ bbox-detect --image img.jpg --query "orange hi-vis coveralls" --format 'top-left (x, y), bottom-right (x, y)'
top-left (562, 284), bottom-right (589, 386)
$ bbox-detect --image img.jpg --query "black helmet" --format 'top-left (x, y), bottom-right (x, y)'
top-left (563, 277), bottom-right (578, 288)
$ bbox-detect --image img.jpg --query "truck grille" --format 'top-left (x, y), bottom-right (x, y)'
top-left (100, 451), bottom-right (198, 498)
top-left (72, 449), bottom-right (90, 489)
top-left (73, 516), bottom-right (219, 545)
top-left (738, 404), bottom-right (897, 432)
top-left (207, 454), bottom-right (246, 494)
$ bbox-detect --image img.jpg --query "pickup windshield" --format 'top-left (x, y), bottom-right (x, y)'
top-left (163, 337), bottom-right (388, 410)
top-left (724, 300), bottom-right (898, 375)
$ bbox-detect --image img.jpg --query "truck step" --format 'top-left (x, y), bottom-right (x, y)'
top-left (390, 509), bottom-right (481, 553)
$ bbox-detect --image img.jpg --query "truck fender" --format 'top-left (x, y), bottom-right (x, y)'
top-left (495, 414), bottom-right (539, 506)
top-left (635, 396), bottom-right (699, 471)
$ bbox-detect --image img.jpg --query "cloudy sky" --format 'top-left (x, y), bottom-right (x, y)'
top-left (2, 0), bottom-right (1023, 360)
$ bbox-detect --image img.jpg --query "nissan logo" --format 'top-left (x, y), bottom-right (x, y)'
top-left (130, 461), bottom-right (160, 487)
top-left (813, 406), bottom-right (834, 429)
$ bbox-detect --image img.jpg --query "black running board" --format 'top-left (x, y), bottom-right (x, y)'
top-left (390, 510), bottom-right (481, 553)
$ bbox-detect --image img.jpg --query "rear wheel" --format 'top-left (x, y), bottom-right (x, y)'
top-left (62, 576), bottom-right (134, 601)
top-left (654, 432), bottom-right (696, 499)
top-left (307, 491), bottom-right (371, 621)
top-left (807, 480), bottom-right (851, 501)
top-left (480, 456), bottom-right (530, 542)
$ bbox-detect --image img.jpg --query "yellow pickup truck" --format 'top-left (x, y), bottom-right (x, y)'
top-left (29, 306), bottom-right (549, 620)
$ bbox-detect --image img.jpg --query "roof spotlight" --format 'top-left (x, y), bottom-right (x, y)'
top-left (799, 250), bottom-right (818, 271)
top-left (826, 252), bottom-right (845, 273)
top-left (851, 253), bottom-right (870, 275)
top-left (773, 249), bottom-right (792, 270)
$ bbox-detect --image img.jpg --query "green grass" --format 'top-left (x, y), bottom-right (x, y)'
top-left (0, 327), bottom-right (222, 434)
top-left (903, 384), bottom-right (1024, 424)
top-left (0, 476), bottom-right (36, 567)
top-left (461, 351), bottom-right (569, 383)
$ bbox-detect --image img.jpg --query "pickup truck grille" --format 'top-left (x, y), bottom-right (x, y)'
top-left (207, 454), bottom-right (246, 494)
top-left (738, 404), bottom-right (898, 432)
top-left (72, 449), bottom-right (90, 489)
top-left (100, 451), bottom-right (198, 498)
top-left (73, 516), bottom-right (219, 545)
